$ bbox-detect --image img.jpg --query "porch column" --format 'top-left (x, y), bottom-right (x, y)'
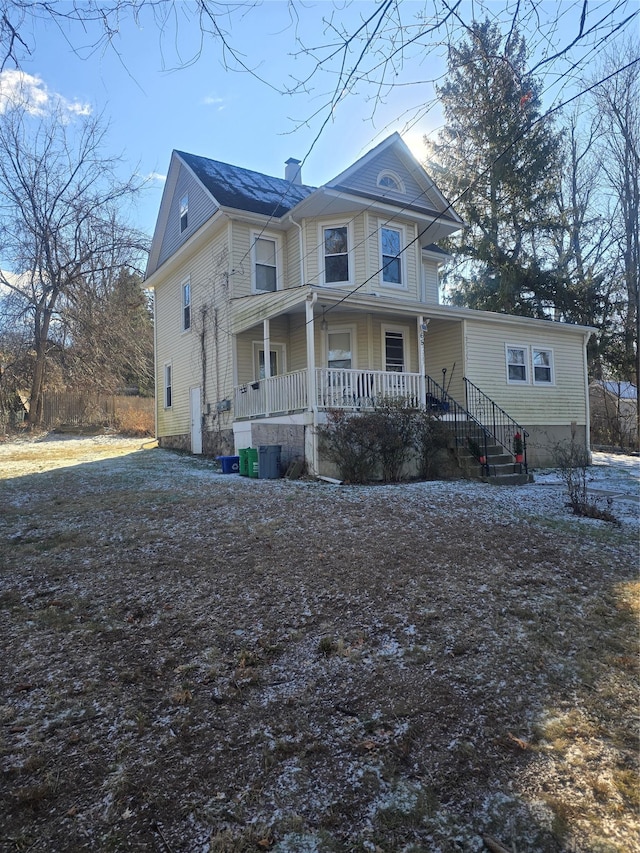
top-left (263, 319), bottom-right (271, 416)
top-left (417, 315), bottom-right (427, 408)
top-left (306, 293), bottom-right (317, 412)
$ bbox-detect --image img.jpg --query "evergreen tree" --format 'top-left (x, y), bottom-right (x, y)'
top-left (427, 20), bottom-right (563, 316)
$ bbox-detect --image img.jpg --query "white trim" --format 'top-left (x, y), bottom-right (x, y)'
top-left (179, 193), bottom-right (188, 233)
top-left (252, 341), bottom-right (286, 379)
top-left (251, 230), bottom-right (281, 293)
top-left (505, 343), bottom-right (529, 385)
top-left (382, 323), bottom-right (411, 372)
top-left (181, 277), bottom-right (191, 332)
top-left (325, 324), bottom-right (357, 369)
top-left (377, 169), bottom-right (406, 194)
top-left (319, 220), bottom-right (354, 287)
top-left (163, 362), bottom-right (173, 409)
top-left (532, 346), bottom-right (555, 386)
top-left (379, 221), bottom-right (407, 290)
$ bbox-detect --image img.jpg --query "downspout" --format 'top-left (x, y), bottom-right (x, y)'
top-left (584, 330), bottom-right (595, 459)
top-left (306, 291), bottom-right (318, 474)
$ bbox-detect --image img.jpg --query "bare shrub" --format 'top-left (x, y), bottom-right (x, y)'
top-left (317, 409), bottom-right (379, 483)
top-left (553, 436), bottom-right (619, 524)
top-left (368, 401), bottom-right (417, 482)
top-left (115, 397), bottom-right (155, 436)
top-left (318, 405), bottom-right (451, 483)
top-left (414, 411), bottom-right (451, 479)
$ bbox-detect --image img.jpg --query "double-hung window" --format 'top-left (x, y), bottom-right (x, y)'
top-left (323, 226), bottom-right (349, 284)
top-left (533, 348), bottom-right (554, 384)
top-left (179, 194), bottom-right (188, 232)
top-left (505, 345), bottom-right (555, 385)
top-left (253, 236), bottom-right (278, 292)
top-left (381, 226), bottom-right (403, 285)
top-left (182, 280), bottom-right (191, 331)
top-left (506, 346), bottom-right (528, 383)
top-left (164, 364), bottom-right (172, 408)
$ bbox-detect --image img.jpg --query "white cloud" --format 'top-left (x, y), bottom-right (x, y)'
top-left (145, 171), bottom-right (167, 184)
top-left (202, 94), bottom-right (226, 110)
top-left (0, 69), bottom-right (91, 117)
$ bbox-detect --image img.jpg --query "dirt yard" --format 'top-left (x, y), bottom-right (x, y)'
top-left (0, 435), bottom-right (638, 852)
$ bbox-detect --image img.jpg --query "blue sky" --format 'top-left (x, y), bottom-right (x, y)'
top-left (1, 0), bottom-right (638, 238)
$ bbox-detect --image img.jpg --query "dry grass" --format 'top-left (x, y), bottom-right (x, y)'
top-left (0, 437), bottom-right (638, 853)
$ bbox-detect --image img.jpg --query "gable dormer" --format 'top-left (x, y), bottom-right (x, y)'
top-left (321, 133), bottom-right (463, 244)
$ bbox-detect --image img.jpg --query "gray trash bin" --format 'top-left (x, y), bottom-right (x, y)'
top-left (258, 445), bottom-right (281, 479)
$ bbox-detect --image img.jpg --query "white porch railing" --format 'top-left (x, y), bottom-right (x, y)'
top-left (234, 368), bottom-right (423, 419)
top-left (315, 368), bottom-right (421, 409)
top-left (234, 369), bottom-right (308, 418)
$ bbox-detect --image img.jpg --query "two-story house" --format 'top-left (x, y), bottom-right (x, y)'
top-left (145, 133), bottom-right (594, 474)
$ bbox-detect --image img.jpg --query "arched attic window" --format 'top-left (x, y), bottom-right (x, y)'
top-left (377, 170), bottom-right (405, 194)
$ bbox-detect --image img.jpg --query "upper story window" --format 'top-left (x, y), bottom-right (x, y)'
top-left (506, 345), bottom-right (528, 383)
top-left (381, 226), bottom-right (403, 286)
top-left (377, 170), bottom-right (405, 194)
top-left (533, 348), bottom-right (554, 384)
top-left (323, 225), bottom-right (350, 284)
top-left (179, 194), bottom-right (188, 232)
top-left (252, 236), bottom-right (278, 292)
top-left (182, 280), bottom-right (191, 331)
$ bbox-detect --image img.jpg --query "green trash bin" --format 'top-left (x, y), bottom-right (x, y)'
top-left (247, 447), bottom-right (259, 478)
top-left (238, 448), bottom-right (249, 476)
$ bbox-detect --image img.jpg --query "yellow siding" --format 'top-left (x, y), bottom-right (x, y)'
top-left (289, 321), bottom-right (308, 371)
top-left (464, 320), bottom-right (588, 424)
top-left (303, 213), bottom-right (422, 299)
top-left (235, 316), bottom-right (291, 383)
top-left (424, 318), bottom-right (465, 401)
top-left (155, 224), bottom-right (234, 437)
top-left (423, 259), bottom-right (439, 303)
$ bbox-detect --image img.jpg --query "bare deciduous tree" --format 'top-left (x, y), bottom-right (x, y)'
top-left (0, 93), bottom-right (147, 426)
top-left (590, 46), bottom-right (640, 390)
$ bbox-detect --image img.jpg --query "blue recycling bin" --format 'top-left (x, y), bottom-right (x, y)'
top-left (217, 455), bottom-right (239, 474)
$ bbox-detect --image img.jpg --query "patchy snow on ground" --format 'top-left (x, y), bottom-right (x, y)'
top-left (0, 436), bottom-right (638, 853)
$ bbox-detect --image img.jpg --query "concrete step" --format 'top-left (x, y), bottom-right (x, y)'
top-left (481, 472), bottom-right (534, 486)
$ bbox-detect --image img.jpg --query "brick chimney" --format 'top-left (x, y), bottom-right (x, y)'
top-left (285, 157), bottom-right (302, 185)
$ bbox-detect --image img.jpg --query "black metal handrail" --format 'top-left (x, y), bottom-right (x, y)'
top-left (425, 375), bottom-right (493, 475)
top-left (464, 377), bottom-right (528, 471)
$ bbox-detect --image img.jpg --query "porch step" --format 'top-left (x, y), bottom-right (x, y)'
top-left (481, 471), bottom-right (534, 486)
top-left (455, 448), bottom-right (533, 486)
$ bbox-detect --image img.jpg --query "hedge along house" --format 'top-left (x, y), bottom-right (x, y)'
top-left (145, 133), bottom-right (594, 474)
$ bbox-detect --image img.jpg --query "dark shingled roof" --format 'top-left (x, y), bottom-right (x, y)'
top-left (177, 151), bottom-right (316, 218)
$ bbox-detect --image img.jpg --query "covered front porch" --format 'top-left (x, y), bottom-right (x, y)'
top-left (231, 288), bottom-right (445, 421)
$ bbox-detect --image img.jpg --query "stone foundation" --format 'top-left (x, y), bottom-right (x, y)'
top-left (157, 434), bottom-right (190, 453)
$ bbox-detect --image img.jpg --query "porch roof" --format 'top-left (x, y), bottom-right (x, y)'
top-left (229, 285), bottom-right (597, 338)
top-left (229, 286), bottom-right (438, 334)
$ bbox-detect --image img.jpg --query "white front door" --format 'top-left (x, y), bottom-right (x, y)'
top-left (190, 387), bottom-right (202, 454)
